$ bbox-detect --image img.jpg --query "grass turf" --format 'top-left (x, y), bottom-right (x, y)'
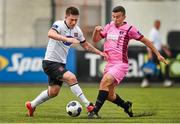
top-left (0, 83), bottom-right (180, 123)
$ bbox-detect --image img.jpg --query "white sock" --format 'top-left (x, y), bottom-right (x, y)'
top-left (31, 90), bottom-right (50, 108)
top-left (70, 84), bottom-right (90, 107)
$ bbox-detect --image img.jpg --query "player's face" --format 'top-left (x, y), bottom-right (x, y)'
top-left (65, 14), bottom-right (79, 29)
top-left (112, 12), bottom-right (126, 27)
top-left (155, 21), bottom-right (161, 30)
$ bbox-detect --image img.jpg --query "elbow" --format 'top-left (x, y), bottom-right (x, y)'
top-left (92, 39), bottom-right (96, 43)
top-left (48, 31), bottom-right (52, 38)
top-left (83, 44), bottom-right (89, 51)
top-left (84, 46), bottom-right (89, 51)
top-left (93, 37), bottom-right (99, 43)
top-left (93, 39), bottom-right (97, 43)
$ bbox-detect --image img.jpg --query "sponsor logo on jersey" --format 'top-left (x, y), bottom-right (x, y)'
top-left (63, 36), bottom-right (73, 46)
top-left (63, 41), bottom-right (72, 46)
top-left (107, 34), bottom-right (119, 41)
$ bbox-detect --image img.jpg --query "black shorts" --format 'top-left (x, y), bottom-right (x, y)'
top-left (42, 60), bottom-right (67, 86)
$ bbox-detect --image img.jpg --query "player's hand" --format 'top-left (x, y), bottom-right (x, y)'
top-left (95, 26), bottom-right (103, 32)
top-left (157, 55), bottom-right (168, 65)
top-left (67, 38), bottom-right (80, 44)
top-left (99, 52), bottom-right (108, 61)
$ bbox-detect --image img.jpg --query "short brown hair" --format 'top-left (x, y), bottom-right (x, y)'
top-left (112, 6), bottom-right (126, 16)
top-left (66, 6), bottom-right (79, 16)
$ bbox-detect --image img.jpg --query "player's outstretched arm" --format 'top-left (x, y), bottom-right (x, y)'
top-left (81, 41), bottom-right (108, 59)
top-left (92, 26), bottom-right (103, 42)
top-left (140, 37), bottom-right (168, 64)
top-left (48, 29), bottom-right (80, 44)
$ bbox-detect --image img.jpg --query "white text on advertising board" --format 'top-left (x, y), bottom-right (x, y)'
top-left (7, 53), bottom-right (43, 75)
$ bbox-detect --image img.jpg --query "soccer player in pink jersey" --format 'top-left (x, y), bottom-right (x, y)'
top-left (88, 6), bottom-right (168, 119)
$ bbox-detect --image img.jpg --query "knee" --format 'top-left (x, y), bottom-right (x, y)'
top-left (99, 76), bottom-right (113, 90)
top-left (107, 93), bottom-right (116, 101)
top-left (103, 75), bottom-right (113, 83)
top-left (68, 75), bottom-right (77, 84)
top-left (49, 88), bottom-right (59, 97)
top-left (99, 82), bottom-right (109, 91)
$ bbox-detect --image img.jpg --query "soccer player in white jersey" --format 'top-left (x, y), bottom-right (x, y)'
top-left (25, 6), bottom-right (107, 117)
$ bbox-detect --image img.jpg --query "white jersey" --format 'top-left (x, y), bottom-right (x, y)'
top-left (149, 27), bottom-right (162, 51)
top-left (44, 20), bottom-right (85, 63)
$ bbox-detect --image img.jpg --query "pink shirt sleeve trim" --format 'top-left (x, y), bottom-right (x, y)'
top-left (136, 35), bottom-right (144, 40)
top-left (100, 32), bottom-right (106, 38)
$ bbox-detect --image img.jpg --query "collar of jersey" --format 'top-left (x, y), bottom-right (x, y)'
top-left (64, 21), bottom-right (70, 29)
top-left (112, 21), bottom-right (127, 28)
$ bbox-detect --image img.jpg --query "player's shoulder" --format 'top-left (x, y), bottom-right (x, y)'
top-left (51, 20), bottom-right (65, 32)
top-left (124, 22), bottom-right (141, 33)
top-left (53, 20), bottom-right (64, 25)
top-left (117, 22), bottom-right (133, 32)
top-left (102, 21), bottom-right (114, 30)
top-left (105, 21), bottom-right (114, 27)
top-left (123, 22), bottom-right (133, 28)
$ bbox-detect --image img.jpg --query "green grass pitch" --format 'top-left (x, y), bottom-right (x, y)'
top-left (0, 83), bottom-right (180, 123)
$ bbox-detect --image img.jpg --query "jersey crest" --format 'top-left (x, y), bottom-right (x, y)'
top-left (74, 32), bottom-right (78, 37)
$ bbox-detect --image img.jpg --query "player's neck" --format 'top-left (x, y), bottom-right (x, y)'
top-left (115, 22), bottom-right (125, 28)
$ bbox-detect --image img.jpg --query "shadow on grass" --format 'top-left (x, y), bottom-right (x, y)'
top-left (80, 112), bottom-right (156, 120)
top-left (24, 111), bottom-right (156, 120)
top-left (81, 111), bottom-right (156, 120)
top-left (133, 111), bottom-right (156, 117)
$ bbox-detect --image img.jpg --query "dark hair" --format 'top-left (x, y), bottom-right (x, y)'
top-left (154, 19), bottom-right (160, 24)
top-left (66, 6), bottom-right (79, 16)
top-left (112, 6), bottom-right (126, 15)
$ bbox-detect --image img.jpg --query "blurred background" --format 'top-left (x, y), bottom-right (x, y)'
top-left (0, 0), bottom-right (180, 84)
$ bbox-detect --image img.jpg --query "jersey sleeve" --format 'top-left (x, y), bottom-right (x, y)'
top-left (100, 23), bottom-right (111, 38)
top-left (51, 21), bottom-right (61, 33)
top-left (76, 27), bottom-right (85, 43)
top-left (128, 26), bottom-right (144, 40)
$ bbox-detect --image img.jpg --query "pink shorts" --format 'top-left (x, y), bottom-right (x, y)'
top-left (104, 62), bottom-right (129, 85)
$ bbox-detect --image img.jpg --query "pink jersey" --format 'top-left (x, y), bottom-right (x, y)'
top-left (100, 21), bottom-right (143, 64)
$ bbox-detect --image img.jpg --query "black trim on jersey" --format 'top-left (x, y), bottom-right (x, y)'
top-left (64, 21), bottom-right (70, 29)
top-left (51, 28), bottom-right (59, 34)
top-left (127, 26), bottom-right (132, 33)
top-left (100, 33), bottom-right (105, 38)
top-left (122, 26), bottom-right (133, 63)
top-left (80, 40), bottom-right (86, 44)
top-left (136, 35), bottom-right (144, 40)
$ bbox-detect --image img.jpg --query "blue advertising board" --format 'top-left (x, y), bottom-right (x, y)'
top-left (0, 48), bottom-right (76, 83)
